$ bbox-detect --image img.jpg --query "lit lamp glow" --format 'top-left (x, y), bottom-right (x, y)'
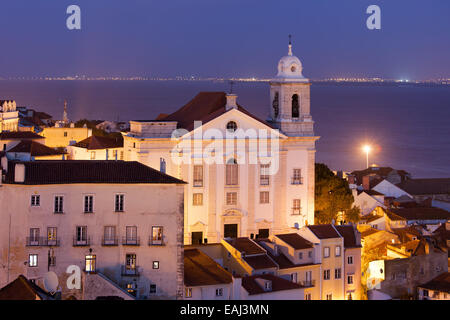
top-left (363, 145), bottom-right (371, 168)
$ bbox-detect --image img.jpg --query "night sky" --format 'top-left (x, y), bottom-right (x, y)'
top-left (0, 0), bottom-right (449, 79)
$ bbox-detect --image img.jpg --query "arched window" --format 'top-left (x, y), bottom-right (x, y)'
top-left (272, 92), bottom-right (279, 118)
top-left (292, 94), bottom-right (299, 118)
top-left (226, 158), bottom-right (238, 185)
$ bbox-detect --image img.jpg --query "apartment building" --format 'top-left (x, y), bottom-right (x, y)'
top-left (67, 135), bottom-right (124, 161)
top-left (0, 159), bottom-right (185, 300)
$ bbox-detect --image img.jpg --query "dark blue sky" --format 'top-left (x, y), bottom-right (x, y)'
top-left (0, 0), bottom-right (449, 79)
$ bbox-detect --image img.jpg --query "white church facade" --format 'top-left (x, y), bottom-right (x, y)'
top-left (123, 41), bottom-right (319, 244)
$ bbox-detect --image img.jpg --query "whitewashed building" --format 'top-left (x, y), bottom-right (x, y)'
top-left (123, 41), bottom-right (319, 244)
top-left (0, 158), bottom-right (185, 300)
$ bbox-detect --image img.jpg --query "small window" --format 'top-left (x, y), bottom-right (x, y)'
top-left (299, 252), bottom-right (303, 260)
top-left (335, 245), bottom-right (341, 257)
top-left (260, 191), bottom-right (269, 204)
top-left (326, 293), bottom-right (332, 300)
top-left (85, 255), bottom-right (96, 273)
top-left (115, 194), bottom-right (124, 212)
top-left (149, 284), bottom-right (157, 294)
top-left (151, 226), bottom-right (163, 245)
top-left (226, 121), bottom-right (237, 133)
top-left (260, 164), bottom-right (270, 185)
top-left (54, 196), bottom-right (64, 213)
top-left (305, 293), bottom-right (312, 300)
top-left (226, 192), bottom-right (237, 205)
top-left (348, 256), bottom-right (353, 265)
top-left (90, 151), bottom-right (96, 160)
top-left (185, 288), bottom-right (192, 298)
top-left (292, 169), bottom-right (302, 184)
top-left (324, 247), bottom-right (330, 258)
top-left (225, 158), bottom-right (238, 185)
top-left (335, 268), bottom-right (341, 279)
top-left (193, 193), bottom-right (203, 206)
top-left (64, 132), bottom-right (68, 137)
top-left (323, 269), bottom-right (330, 280)
top-left (292, 199), bottom-right (301, 215)
top-left (308, 251), bottom-right (312, 258)
top-left (31, 195), bottom-right (40, 207)
top-left (152, 261), bottom-right (159, 269)
top-left (84, 195), bottom-right (94, 213)
top-left (29, 254), bottom-right (38, 267)
top-left (348, 275), bottom-right (354, 284)
top-left (215, 288), bottom-right (223, 297)
top-left (193, 165), bottom-right (203, 187)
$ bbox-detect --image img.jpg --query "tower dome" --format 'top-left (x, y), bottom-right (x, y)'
top-left (275, 37), bottom-right (308, 82)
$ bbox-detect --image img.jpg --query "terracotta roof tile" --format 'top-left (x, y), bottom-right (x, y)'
top-left (0, 275), bottom-right (53, 300)
top-left (389, 207), bottom-right (450, 221)
top-left (396, 178), bottom-right (450, 195)
top-left (8, 140), bottom-right (66, 156)
top-left (335, 225), bottom-right (361, 248)
top-left (73, 135), bottom-right (123, 150)
top-left (0, 131), bottom-right (44, 140)
top-left (243, 255), bottom-right (278, 270)
top-left (307, 225), bottom-right (341, 239)
top-left (225, 238), bottom-right (265, 255)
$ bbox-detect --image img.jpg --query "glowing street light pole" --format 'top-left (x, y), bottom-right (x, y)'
top-left (363, 145), bottom-right (371, 168)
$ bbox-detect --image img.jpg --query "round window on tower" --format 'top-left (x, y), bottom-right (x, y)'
top-left (226, 121), bottom-right (237, 132)
top-left (291, 65), bottom-right (296, 72)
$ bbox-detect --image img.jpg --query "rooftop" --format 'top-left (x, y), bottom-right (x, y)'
top-left (388, 207), bottom-right (450, 221)
top-left (225, 238), bottom-right (266, 255)
top-left (335, 225), bottom-right (361, 248)
top-left (396, 178), bottom-right (450, 195)
top-left (243, 255), bottom-right (278, 270)
top-left (0, 131), bottom-right (44, 140)
top-left (3, 160), bottom-right (186, 185)
top-left (184, 248), bottom-right (232, 287)
top-left (418, 272), bottom-right (450, 293)
top-left (307, 224), bottom-right (341, 239)
top-left (275, 233), bottom-right (314, 250)
top-left (72, 135), bottom-right (123, 150)
top-left (0, 275), bottom-right (54, 300)
top-left (242, 274), bottom-right (303, 295)
top-left (8, 140), bottom-right (66, 157)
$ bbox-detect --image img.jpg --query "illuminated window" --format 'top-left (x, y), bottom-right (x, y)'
top-left (153, 261), bottom-right (159, 269)
top-left (29, 254), bottom-right (38, 267)
top-left (85, 255), bottom-right (96, 273)
top-left (185, 288), bottom-right (192, 298)
top-left (151, 226), bottom-right (163, 245)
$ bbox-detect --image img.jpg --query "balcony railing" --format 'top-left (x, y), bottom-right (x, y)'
top-left (122, 237), bottom-right (140, 246)
top-left (260, 177), bottom-right (270, 186)
top-left (73, 236), bottom-right (90, 247)
top-left (26, 237), bottom-right (60, 247)
top-left (149, 237), bottom-right (165, 246)
top-left (300, 280), bottom-right (316, 287)
top-left (291, 177), bottom-right (304, 185)
top-left (291, 208), bottom-right (302, 215)
top-left (121, 265), bottom-right (140, 277)
top-left (102, 236), bottom-right (119, 246)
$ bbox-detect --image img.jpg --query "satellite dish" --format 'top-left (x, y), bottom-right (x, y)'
top-left (43, 271), bottom-right (59, 293)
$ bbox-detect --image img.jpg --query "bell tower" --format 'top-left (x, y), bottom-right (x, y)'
top-left (268, 37), bottom-right (314, 137)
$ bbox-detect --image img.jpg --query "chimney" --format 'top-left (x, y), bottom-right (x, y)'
top-left (14, 163), bottom-right (25, 183)
top-left (362, 175), bottom-right (371, 190)
top-left (225, 94), bottom-right (238, 111)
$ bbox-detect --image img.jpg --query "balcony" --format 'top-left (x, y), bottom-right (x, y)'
top-left (73, 236), bottom-right (90, 247)
top-left (299, 280), bottom-right (316, 287)
top-left (291, 177), bottom-right (304, 185)
top-left (193, 180), bottom-right (203, 187)
top-left (26, 237), bottom-right (60, 247)
top-left (121, 265), bottom-right (140, 277)
top-left (291, 208), bottom-right (302, 215)
top-left (260, 177), bottom-right (270, 186)
top-left (102, 236), bottom-right (119, 246)
top-left (122, 237), bottom-right (140, 246)
top-left (148, 236), bottom-right (165, 246)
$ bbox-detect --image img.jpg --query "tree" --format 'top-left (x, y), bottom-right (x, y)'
top-left (315, 163), bottom-right (360, 224)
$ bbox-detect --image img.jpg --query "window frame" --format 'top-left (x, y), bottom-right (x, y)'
top-left (29, 254), bottom-right (38, 267)
top-left (84, 195), bottom-right (94, 213)
top-left (115, 194), bottom-right (124, 212)
top-left (54, 195), bottom-right (64, 214)
top-left (31, 195), bottom-right (40, 207)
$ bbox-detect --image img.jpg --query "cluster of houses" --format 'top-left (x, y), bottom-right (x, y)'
top-left (0, 42), bottom-right (449, 300)
top-left (347, 166), bottom-right (450, 299)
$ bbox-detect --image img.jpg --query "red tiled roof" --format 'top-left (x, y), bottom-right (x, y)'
top-left (8, 140), bottom-right (66, 156)
top-left (242, 274), bottom-right (303, 295)
top-left (4, 160), bottom-right (186, 185)
top-left (72, 135), bottom-right (123, 150)
top-left (225, 238), bottom-right (265, 255)
top-left (0, 131), bottom-right (44, 140)
top-left (0, 275), bottom-right (53, 300)
top-left (351, 167), bottom-right (410, 185)
top-left (307, 225), bottom-right (341, 239)
top-left (396, 178), bottom-right (450, 195)
top-left (275, 233), bottom-right (313, 250)
top-left (157, 92), bottom-right (276, 131)
top-left (184, 249), bottom-right (232, 287)
top-left (335, 225), bottom-right (361, 248)
top-left (243, 255), bottom-right (278, 270)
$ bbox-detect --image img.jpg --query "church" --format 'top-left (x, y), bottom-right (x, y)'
top-left (123, 40), bottom-right (319, 244)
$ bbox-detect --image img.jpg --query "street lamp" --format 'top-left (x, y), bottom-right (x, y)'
top-left (363, 145), bottom-right (371, 168)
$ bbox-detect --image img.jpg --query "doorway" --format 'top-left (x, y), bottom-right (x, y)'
top-left (224, 224), bottom-right (238, 238)
top-left (191, 232), bottom-right (203, 245)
